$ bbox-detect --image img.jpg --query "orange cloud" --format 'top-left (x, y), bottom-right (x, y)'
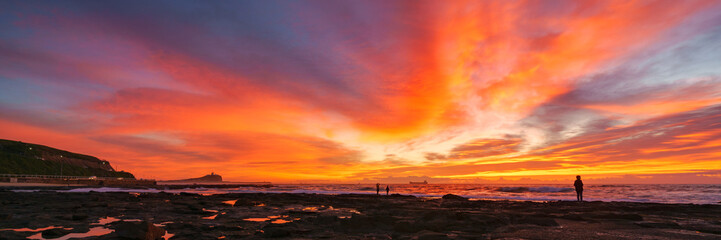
top-left (1, 1), bottom-right (720, 183)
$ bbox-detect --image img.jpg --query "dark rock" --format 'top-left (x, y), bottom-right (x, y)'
top-left (393, 220), bottom-right (423, 233)
top-left (4, 190), bottom-right (721, 240)
top-left (69, 225), bottom-right (91, 233)
top-left (494, 224), bottom-right (543, 233)
top-left (360, 233), bottom-right (393, 239)
top-left (635, 221), bottom-right (680, 229)
top-left (170, 232), bottom-right (204, 239)
top-left (211, 224), bottom-right (243, 231)
top-left (416, 230), bottom-right (449, 240)
top-left (390, 193), bottom-right (411, 198)
top-left (42, 228), bottom-right (70, 239)
top-left (232, 199), bottom-right (262, 207)
top-left (0, 230), bottom-right (31, 239)
top-left (516, 216), bottom-right (559, 226)
top-left (589, 213), bottom-right (643, 221)
top-left (559, 213), bottom-right (585, 221)
top-left (441, 194), bottom-right (467, 201)
top-left (72, 214), bottom-right (89, 221)
top-left (113, 221), bottom-right (166, 240)
top-left (186, 205), bottom-right (202, 212)
top-left (421, 211), bottom-right (442, 220)
top-left (471, 214), bottom-right (507, 226)
top-left (165, 222), bottom-right (200, 232)
top-left (681, 223), bottom-right (721, 234)
top-left (313, 215), bottom-right (339, 224)
top-left (339, 214), bottom-right (377, 230)
top-left (200, 224), bottom-right (216, 231)
top-left (262, 226), bottom-right (291, 238)
top-left (0, 213), bottom-right (12, 220)
top-left (420, 218), bottom-right (452, 232)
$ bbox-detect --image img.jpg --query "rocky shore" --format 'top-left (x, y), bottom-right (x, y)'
top-left (1, 191), bottom-right (720, 239)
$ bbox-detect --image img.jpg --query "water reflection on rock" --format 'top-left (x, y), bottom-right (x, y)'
top-left (27, 226), bottom-right (112, 240)
top-left (4, 191), bottom-right (720, 239)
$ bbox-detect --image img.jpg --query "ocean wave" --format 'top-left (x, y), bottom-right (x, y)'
top-left (496, 186), bottom-right (574, 193)
top-left (28, 184), bottom-right (721, 204)
top-left (65, 187), bottom-right (138, 193)
top-left (598, 185), bottom-right (631, 188)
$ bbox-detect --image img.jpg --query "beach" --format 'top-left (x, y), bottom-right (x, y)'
top-left (1, 190), bottom-right (720, 239)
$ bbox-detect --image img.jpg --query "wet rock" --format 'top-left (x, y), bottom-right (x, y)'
top-left (681, 223), bottom-right (721, 234)
top-left (339, 214), bottom-right (377, 230)
top-left (200, 224), bottom-right (217, 231)
top-left (261, 226), bottom-right (291, 238)
top-left (232, 199), bottom-right (258, 207)
top-left (165, 222), bottom-right (201, 233)
top-left (559, 213), bottom-right (584, 221)
top-left (421, 211), bottom-right (444, 220)
top-left (186, 204), bottom-right (202, 212)
top-left (421, 218), bottom-right (453, 232)
top-left (635, 221), bottom-right (680, 229)
top-left (415, 230), bottom-right (449, 240)
top-left (0, 230), bottom-right (31, 239)
top-left (393, 220), bottom-right (423, 233)
top-left (361, 233), bottom-right (393, 239)
top-left (212, 224), bottom-right (243, 232)
top-left (516, 216), bottom-right (559, 226)
top-left (588, 213), bottom-right (643, 221)
top-left (113, 221), bottom-right (166, 240)
top-left (4, 190), bottom-right (721, 240)
top-left (470, 214), bottom-right (507, 226)
top-left (170, 232), bottom-right (204, 239)
top-left (391, 193), bottom-right (412, 198)
top-left (69, 224), bottom-right (91, 233)
top-left (313, 215), bottom-right (339, 224)
top-left (494, 224), bottom-right (543, 233)
top-left (441, 194), bottom-right (467, 201)
top-left (42, 228), bottom-right (71, 238)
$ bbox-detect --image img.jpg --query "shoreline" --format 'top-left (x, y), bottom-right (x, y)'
top-left (2, 191), bottom-right (721, 239)
top-left (2, 184), bottom-right (720, 205)
top-left (0, 176), bottom-right (157, 188)
top-left (0, 182), bottom-right (87, 187)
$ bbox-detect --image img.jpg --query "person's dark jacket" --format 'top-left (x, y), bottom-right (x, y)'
top-left (574, 179), bottom-right (583, 191)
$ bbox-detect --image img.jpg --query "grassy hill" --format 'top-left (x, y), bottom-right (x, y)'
top-left (0, 139), bottom-right (134, 178)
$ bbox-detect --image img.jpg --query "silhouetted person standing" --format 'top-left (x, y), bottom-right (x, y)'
top-left (376, 183), bottom-right (380, 195)
top-left (574, 175), bottom-right (584, 202)
top-left (386, 185), bottom-right (389, 196)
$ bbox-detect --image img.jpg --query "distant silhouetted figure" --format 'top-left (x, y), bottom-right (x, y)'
top-left (376, 183), bottom-right (380, 195)
top-left (386, 185), bottom-right (389, 196)
top-left (574, 175), bottom-right (584, 202)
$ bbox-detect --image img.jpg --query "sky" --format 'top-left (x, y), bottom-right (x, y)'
top-left (1, 0), bottom-right (721, 184)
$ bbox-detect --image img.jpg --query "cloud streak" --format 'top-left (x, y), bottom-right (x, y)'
top-left (1, 0), bottom-right (720, 183)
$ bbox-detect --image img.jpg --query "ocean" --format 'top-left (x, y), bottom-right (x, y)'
top-left (49, 184), bottom-right (721, 204)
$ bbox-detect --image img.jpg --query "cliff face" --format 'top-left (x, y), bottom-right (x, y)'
top-left (0, 139), bottom-right (135, 178)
